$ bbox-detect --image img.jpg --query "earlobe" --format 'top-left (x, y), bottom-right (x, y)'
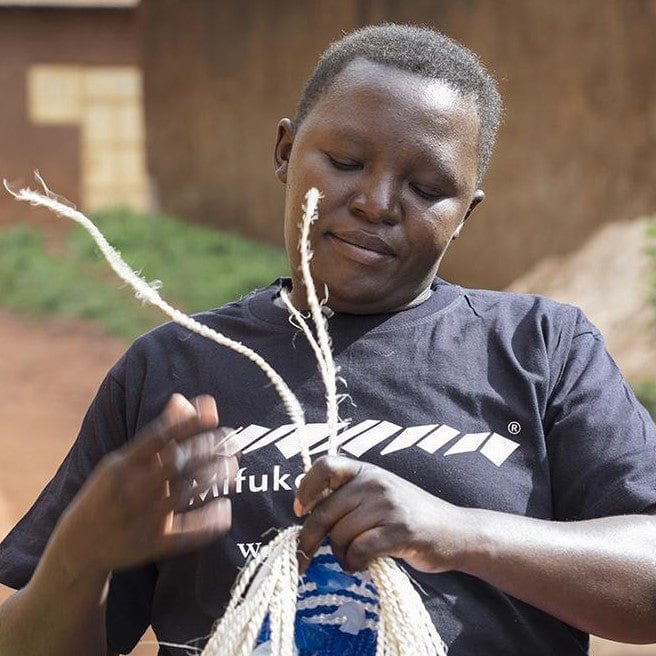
top-left (452, 189), bottom-right (485, 241)
top-left (274, 118), bottom-right (296, 183)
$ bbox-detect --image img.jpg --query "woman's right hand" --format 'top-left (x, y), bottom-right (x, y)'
top-left (52, 393), bottom-right (236, 577)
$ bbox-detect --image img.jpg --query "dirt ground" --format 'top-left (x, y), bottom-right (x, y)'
top-left (1, 214), bottom-right (656, 656)
top-left (508, 216), bottom-right (656, 381)
top-left (0, 310), bottom-right (156, 655)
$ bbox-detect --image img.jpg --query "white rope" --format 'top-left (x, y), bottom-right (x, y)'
top-left (279, 288), bottom-right (326, 378)
top-left (3, 177), bottom-right (311, 466)
top-left (7, 178), bottom-right (447, 656)
top-left (296, 190), bottom-right (340, 453)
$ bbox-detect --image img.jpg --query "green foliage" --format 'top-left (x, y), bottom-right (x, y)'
top-left (637, 220), bottom-right (656, 421)
top-left (0, 208), bottom-right (288, 340)
top-left (634, 379), bottom-right (656, 421)
top-left (648, 217), bottom-right (656, 309)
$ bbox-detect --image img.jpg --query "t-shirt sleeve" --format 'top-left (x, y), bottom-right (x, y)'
top-left (0, 357), bottom-right (157, 653)
top-left (544, 309), bottom-right (656, 520)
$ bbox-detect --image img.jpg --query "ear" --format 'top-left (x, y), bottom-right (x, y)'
top-left (451, 189), bottom-right (484, 240)
top-left (274, 118), bottom-right (295, 183)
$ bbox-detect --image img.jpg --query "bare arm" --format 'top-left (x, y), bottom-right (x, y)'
top-left (0, 394), bottom-right (235, 656)
top-left (0, 541), bottom-right (110, 655)
top-left (454, 505), bottom-right (656, 643)
top-left (296, 456), bottom-right (656, 644)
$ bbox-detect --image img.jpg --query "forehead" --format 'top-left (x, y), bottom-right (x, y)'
top-left (298, 58), bottom-right (480, 179)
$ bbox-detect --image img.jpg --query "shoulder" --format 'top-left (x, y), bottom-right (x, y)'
top-left (461, 287), bottom-right (578, 319)
top-left (124, 282), bottom-right (276, 361)
top-left (458, 286), bottom-right (590, 340)
top-left (454, 287), bottom-right (602, 384)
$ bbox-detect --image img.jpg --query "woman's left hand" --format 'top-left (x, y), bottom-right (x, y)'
top-left (294, 455), bottom-right (468, 573)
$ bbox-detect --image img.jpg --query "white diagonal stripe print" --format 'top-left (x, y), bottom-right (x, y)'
top-left (232, 420), bottom-right (521, 466)
top-left (228, 425), bottom-right (270, 454)
top-left (341, 421), bottom-right (402, 457)
top-left (416, 424), bottom-right (460, 453)
top-left (479, 432), bottom-right (520, 466)
top-left (380, 424), bottom-right (439, 455)
top-left (275, 423), bottom-right (348, 458)
top-left (309, 419), bottom-right (379, 455)
top-left (241, 424), bottom-right (296, 454)
top-left (444, 432), bottom-right (491, 456)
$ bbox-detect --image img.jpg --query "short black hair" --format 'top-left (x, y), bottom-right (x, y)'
top-left (295, 23), bottom-right (502, 184)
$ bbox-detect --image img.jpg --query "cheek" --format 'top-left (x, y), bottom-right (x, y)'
top-left (288, 151), bottom-right (350, 207)
top-left (426, 201), bottom-right (467, 242)
top-left (411, 212), bottom-right (454, 244)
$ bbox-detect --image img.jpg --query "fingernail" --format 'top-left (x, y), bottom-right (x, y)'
top-left (293, 498), bottom-right (304, 517)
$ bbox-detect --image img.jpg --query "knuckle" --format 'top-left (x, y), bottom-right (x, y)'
top-left (312, 455), bottom-right (334, 478)
top-left (306, 503), bottom-right (331, 530)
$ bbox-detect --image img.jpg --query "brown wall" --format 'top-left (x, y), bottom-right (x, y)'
top-left (0, 7), bottom-right (139, 227)
top-left (141, 0), bottom-right (656, 289)
top-left (141, 0), bottom-right (359, 242)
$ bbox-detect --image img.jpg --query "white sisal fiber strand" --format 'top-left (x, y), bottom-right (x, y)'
top-left (8, 178), bottom-right (448, 656)
top-left (3, 176), bottom-right (310, 464)
top-left (296, 189), bottom-right (340, 452)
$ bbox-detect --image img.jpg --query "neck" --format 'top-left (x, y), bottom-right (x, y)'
top-left (279, 282), bottom-right (433, 315)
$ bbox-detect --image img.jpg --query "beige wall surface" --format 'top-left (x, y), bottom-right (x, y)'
top-left (0, 7), bottom-right (140, 225)
top-left (141, 0), bottom-right (656, 289)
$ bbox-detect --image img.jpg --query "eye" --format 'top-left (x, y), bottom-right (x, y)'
top-left (326, 153), bottom-right (362, 171)
top-left (410, 183), bottom-right (444, 202)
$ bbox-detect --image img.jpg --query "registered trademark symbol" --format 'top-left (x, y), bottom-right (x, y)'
top-left (507, 421), bottom-right (521, 435)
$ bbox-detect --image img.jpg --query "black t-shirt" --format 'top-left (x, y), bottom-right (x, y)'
top-left (2, 278), bottom-right (655, 655)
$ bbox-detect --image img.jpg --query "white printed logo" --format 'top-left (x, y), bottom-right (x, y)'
top-left (188, 420), bottom-right (521, 507)
top-left (226, 419), bottom-right (520, 465)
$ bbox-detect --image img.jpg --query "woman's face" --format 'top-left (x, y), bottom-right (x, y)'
top-left (275, 58), bottom-right (483, 314)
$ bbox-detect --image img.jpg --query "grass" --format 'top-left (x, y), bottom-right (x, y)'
top-left (648, 217), bottom-right (656, 309)
top-left (634, 380), bottom-right (656, 421)
top-left (634, 218), bottom-right (656, 420)
top-left (0, 207), bottom-right (289, 340)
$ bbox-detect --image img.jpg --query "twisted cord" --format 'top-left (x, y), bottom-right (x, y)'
top-left (296, 189), bottom-right (340, 454)
top-left (3, 178), bottom-right (308, 463)
top-left (279, 287), bottom-right (325, 372)
top-left (201, 526), bottom-right (301, 656)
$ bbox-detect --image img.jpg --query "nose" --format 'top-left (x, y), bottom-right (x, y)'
top-left (348, 171), bottom-right (401, 225)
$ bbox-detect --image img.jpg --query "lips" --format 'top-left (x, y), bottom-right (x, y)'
top-left (327, 230), bottom-right (396, 257)
top-left (323, 229), bottom-right (397, 268)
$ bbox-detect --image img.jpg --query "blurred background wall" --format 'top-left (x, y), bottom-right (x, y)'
top-left (0, 1), bottom-right (143, 226)
top-left (1, 0), bottom-right (654, 287)
top-left (140, 0), bottom-right (656, 289)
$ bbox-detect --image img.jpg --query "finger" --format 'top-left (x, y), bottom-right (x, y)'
top-left (297, 484), bottom-right (362, 573)
top-left (128, 394), bottom-right (199, 460)
top-left (160, 498), bottom-right (232, 555)
top-left (213, 425), bottom-right (243, 458)
top-left (130, 395), bottom-right (219, 462)
top-left (164, 395), bottom-right (219, 445)
top-left (190, 395), bottom-right (219, 432)
top-left (344, 527), bottom-right (388, 572)
top-left (166, 455), bottom-right (239, 512)
top-left (157, 427), bottom-right (236, 479)
top-left (294, 455), bottom-right (362, 517)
